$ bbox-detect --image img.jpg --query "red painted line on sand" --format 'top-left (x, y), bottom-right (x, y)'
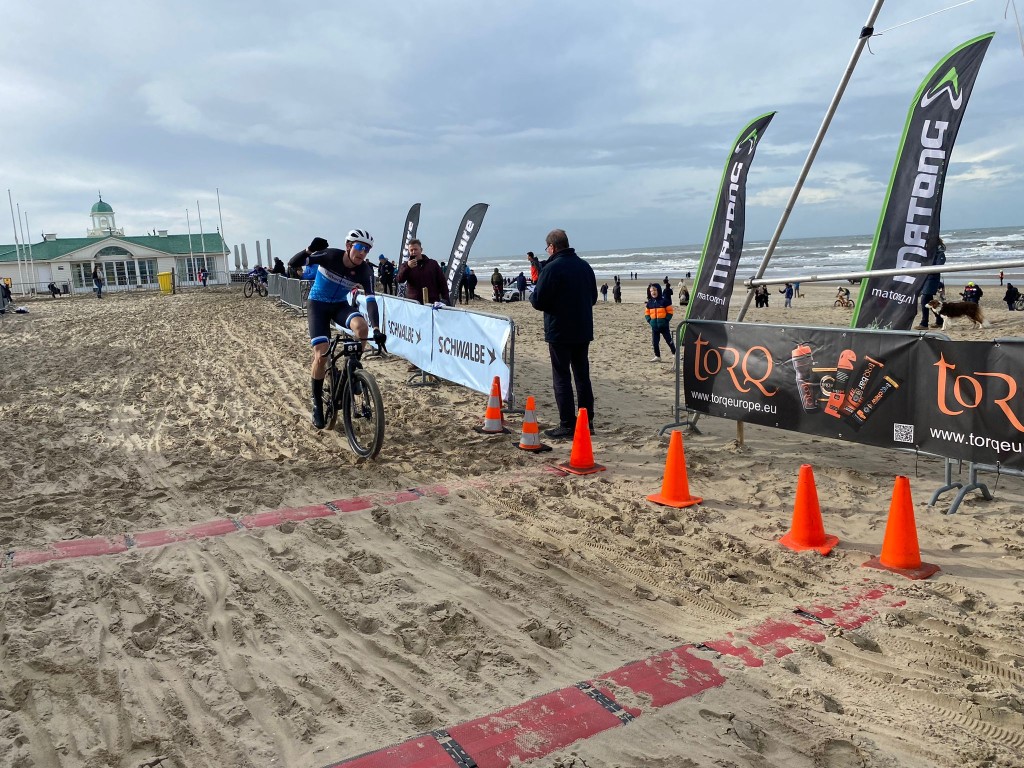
top-left (6, 487), bottom-right (448, 568)
top-left (323, 585), bottom-right (899, 768)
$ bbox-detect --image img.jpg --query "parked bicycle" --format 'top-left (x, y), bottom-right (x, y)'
top-left (243, 274), bottom-right (268, 298)
top-left (321, 333), bottom-right (385, 459)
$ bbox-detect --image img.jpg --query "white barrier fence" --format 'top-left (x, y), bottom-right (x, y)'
top-left (262, 277), bottom-right (517, 402)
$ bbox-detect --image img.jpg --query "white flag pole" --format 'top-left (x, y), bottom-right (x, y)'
top-left (16, 203), bottom-right (31, 293)
top-left (197, 200), bottom-right (208, 278)
top-left (24, 211), bottom-right (35, 287)
top-left (186, 208), bottom-right (195, 283)
top-left (736, 0), bottom-right (886, 322)
top-left (216, 188), bottom-right (228, 277)
top-left (7, 189), bottom-right (25, 293)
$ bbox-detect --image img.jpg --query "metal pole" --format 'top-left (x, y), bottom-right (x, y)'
top-left (25, 211), bottom-right (35, 291)
top-left (216, 188), bottom-right (228, 277)
top-left (737, 0), bottom-right (886, 322)
top-left (7, 189), bottom-right (25, 292)
top-left (186, 209), bottom-right (195, 285)
top-left (745, 258), bottom-right (1024, 288)
top-left (17, 203), bottom-right (30, 294)
top-left (197, 200), bottom-right (207, 278)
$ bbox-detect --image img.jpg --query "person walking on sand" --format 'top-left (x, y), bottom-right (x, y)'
top-left (1003, 283), bottom-right (1019, 311)
top-left (644, 283), bottom-right (676, 363)
top-left (515, 271), bottom-right (528, 301)
top-left (600, 282), bottom-right (608, 302)
top-left (530, 228), bottom-right (598, 438)
top-left (490, 267), bottom-right (504, 302)
top-left (92, 264), bottom-right (105, 298)
top-left (662, 277), bottom-right (673, 305)
top-left (915, 238), bottom-right (945, 329)
top-left (779, 282), bottom-right (793, 308)
top-left (612, 276), bottom-right (621, 303)
top-left (1000, 270), bottom-right (1004, 286)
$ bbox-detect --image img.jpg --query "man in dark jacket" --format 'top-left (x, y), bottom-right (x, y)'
top-left (530, 229), bottom-right (598, 438)
top-left (396, 239), bottom-right (449, 304)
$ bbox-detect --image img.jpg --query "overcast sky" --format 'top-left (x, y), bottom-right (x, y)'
top-left (1, 1), bottom-right (1022, 259)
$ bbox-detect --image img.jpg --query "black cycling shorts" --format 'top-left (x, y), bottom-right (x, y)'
top-left (307, 299), bottom-right (364, 346)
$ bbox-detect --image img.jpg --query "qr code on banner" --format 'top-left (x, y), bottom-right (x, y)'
top-left (893, 423), bottom-right (915, 444)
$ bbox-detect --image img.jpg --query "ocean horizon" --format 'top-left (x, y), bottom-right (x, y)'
top-left (472, 224), bottom-right (1024, 284)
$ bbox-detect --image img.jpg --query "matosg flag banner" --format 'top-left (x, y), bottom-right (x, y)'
top-left (683, 320), bottom-right (1024, 470)
top-left (687, 112), bottom-right (775, 322)
top-left (853, 34), bottom-right (994, 330)
top-left (445, 203), bottom-right (488, 306)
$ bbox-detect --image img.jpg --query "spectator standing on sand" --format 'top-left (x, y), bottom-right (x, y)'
top-left (644, 283), bottom-right (676, 363)
top-left (1003, 283), bottom-right (1019, 310)
top-left (612, 277), bottom-right (621, 303)
top-left (529, 228), bottom-right (598, 438)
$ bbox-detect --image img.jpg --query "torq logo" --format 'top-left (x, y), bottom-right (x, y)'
top-left (920, 67), bottom-right (963, 110)
top-left (734, 128), bottom-right (760, 156)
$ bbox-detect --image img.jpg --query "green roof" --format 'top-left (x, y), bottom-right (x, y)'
top-left (0, 233), bottom-right (229, 263)
top-left (91, 199), bottom-right (114, 214)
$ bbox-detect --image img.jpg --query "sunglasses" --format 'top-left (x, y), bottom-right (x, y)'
top-left (351, 243), bottom-right (371, 254)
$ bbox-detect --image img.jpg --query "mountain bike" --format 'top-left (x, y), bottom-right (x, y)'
top-left (833, 296), bottom-right (854, 308)
top-left (243, 275), bottom-right (268, 298)
top-left (321, 334), bottom-right (385, 459)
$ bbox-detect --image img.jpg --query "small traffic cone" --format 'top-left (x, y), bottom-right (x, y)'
top-left (779, 464), bottom-right (838, 555)
top-left (864, 475), bottom-right (940, 580)
top-left (474, 376), bottom-right (510, 434)
top-left (515, 396), bottom-right (551, 453)
top-left (556, 408), bottom-right (605, 475)
top-left (646, 430), bottom-right (702, 508)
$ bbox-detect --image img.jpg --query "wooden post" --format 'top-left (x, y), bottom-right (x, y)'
top-left (737, 421), bottom-right (744, 446)
top-left (422, 287), bottom-right (429, 304)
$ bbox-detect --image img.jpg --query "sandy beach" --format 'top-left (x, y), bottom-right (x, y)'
top-left (1, 282), bottom-right (1023, 768)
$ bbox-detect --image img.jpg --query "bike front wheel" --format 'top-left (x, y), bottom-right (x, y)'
top-left (243, 280), bottom-right (255, 298)
top-left (322, 365), bottom-right (341, 430)
top-left (1015, 297), bottom-right (1024, 311)
top-left (258, 282), bottom-right (268, 298)
top-left (342, 368), bottom-right (385, 460)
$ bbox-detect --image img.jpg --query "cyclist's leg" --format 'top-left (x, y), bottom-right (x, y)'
top-left (308, 300), bottom-right (334, 428)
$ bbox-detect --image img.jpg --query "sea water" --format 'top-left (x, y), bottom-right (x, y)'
top-left (475, 225), bottom-right (1024, 284)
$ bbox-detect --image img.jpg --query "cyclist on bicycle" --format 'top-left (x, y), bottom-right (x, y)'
top-left (249, 264), bottom-right (269, 283)
top-left (305, 229), bottom-right (386, 429)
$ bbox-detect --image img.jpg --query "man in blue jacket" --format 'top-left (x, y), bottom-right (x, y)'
top-left (530, 229), bottom-right (598, 438)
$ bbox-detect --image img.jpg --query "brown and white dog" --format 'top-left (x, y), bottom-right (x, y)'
top-left (926, 298), bottom-right (989, 331)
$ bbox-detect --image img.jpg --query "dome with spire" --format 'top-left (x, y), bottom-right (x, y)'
top-left (91, 196), bottom-right (113, 214)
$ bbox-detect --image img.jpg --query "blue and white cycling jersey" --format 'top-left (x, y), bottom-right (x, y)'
top-left (306, 248), bottom-right (376, 304)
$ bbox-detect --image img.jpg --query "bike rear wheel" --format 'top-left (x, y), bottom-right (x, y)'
top-left (342, 368), bottom-right (385, 459)
top-left (1015, 297), bottom-right (1024, 311)
top-left (243, 280), bottom-right (255, 298)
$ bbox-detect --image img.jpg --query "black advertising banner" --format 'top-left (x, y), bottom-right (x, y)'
top-left (395, 203), bottom-right (421, 299)
top-left (396, 203), bottom-right (421, 271)
top-left (687, 112), bottom-right (775, 322)
top-left (853, 34), bottom-right (994, 330)
top-left (682, 320), bottom-right (1024, 469)
top-left (445, 202), bottom-right (488, 306)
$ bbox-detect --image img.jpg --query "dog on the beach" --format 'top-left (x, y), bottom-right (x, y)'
top-left (926, 298), bottom-right (989, 332)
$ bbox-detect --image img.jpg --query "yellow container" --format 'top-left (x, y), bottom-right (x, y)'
top-left (157, 272), bottom-right (173, 294)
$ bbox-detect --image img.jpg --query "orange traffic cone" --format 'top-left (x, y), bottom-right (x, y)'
top-left (646, 430), bottom-right (702, 508)
top-left (474, 376), bottom-right (510, 434)
top-left (556, 408), bottom-right (605, 475)
top-left (779, 464), bottom-right (838, 555)
top-left (515, 396), bottom-right (552, 452)
top-left (864, 475), bottom-right (940, 580)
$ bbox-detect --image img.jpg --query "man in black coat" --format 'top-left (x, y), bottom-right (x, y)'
top-left (530, 229), bottom-right (598, 438)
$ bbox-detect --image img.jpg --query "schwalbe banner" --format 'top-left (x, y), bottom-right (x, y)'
top-left (682, 320), bottom-right (1024, 469)
top-left (687, 112), bottom-right (775, 322)
top-left (853, 34), bottom-right (994, 330)
top-left (445, 203), bottom-right (488, 306)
